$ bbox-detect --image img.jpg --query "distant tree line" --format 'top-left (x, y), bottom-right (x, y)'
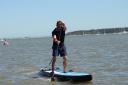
top-left (66, 27), bottom-right (128, 35)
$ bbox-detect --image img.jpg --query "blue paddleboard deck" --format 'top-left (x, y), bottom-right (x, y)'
top-left (40, 67), bottom-right (92, 82)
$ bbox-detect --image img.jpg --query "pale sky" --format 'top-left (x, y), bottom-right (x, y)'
top-left (0, 0), bottom-right (128, 38)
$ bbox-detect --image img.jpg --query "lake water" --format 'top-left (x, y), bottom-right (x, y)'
top-left (0, 34), bottom-right (128, 85)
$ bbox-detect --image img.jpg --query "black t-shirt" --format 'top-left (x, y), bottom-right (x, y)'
top-left (52, 28), bottom-right (65, 47)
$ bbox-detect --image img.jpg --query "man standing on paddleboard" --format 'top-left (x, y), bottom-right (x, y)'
top-left (51, 21), bottom-right (68, 75)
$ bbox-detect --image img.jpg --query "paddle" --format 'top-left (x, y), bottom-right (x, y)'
top-left (50, 31), bottom-right (62, 81)
top-left (50, 44), bottom-right (60, 81)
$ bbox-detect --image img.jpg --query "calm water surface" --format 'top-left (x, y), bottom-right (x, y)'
top-left (0, 34), bottom-right (128, 85)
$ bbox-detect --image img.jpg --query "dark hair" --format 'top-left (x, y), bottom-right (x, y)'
top-left (56, 21), bottom-right (67, 31)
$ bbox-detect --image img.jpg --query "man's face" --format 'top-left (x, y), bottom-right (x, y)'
top-left (58, 22), bottom-right (63, 28)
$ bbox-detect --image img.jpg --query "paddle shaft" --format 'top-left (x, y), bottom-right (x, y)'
top-left (50, 28), bottom-right (62, 66)
top-left (50, 29), bottom-right (62, 81)
top-left (48, 44), bottom-right (60, 68)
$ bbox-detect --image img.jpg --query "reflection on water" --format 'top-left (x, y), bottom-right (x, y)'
top-left (0, 34), bottom-right (128, 85)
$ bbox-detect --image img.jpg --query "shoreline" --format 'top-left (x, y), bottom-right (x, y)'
top-left (66, 27), bottom-right (128, 35)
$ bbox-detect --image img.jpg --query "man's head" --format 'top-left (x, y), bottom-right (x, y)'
top-left (56, 21), bottom-right (66, 30)
top-left (56, 21), bottom-right (63, 28)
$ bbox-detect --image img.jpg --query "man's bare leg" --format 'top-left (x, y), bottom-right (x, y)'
top-left (63, 56), bottom-right (67, 72)
top-left (52, 56), bottom-right (56, 75)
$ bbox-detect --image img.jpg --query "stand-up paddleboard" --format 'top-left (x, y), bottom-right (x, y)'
top-left (40, 67), bottom-right (92, 82)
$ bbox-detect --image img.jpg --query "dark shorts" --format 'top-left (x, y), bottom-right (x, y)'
top-left (52, 45), bottom-right (67, 57)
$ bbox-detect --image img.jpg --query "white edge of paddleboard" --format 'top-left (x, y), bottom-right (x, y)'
top-left (45, 70), bottom-right (90, 76)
